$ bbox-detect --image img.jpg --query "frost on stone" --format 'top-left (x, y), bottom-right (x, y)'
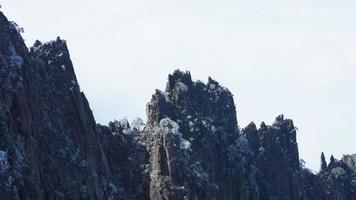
top-left (12, 144), bottom-right (27, 179)
top-left (9, 44), bottom-right (23, 68)
top-left (258, 147), bottom-right (265, 153)
top-left (175, 81), bottom-right (188, 92)
top-left (180, 139), bottom-right (191, 150)
top-left (331, 167), bottom-right (347, 179)
top-left (131, 117), bottom-right (145, 131)
top-left (188, 121), bottom-right (194, 127)
top-left (100, 176), bottom-right (121, 200)
top-left (111, 118), bottom-right (130, 134)
top-left (159, 118), bottom-right (180, 135)
top-left (351, 179), bottom-right (356, 187)
top-left (118, 117), bottom-right (130, 128)
top-left (234, 136), bottom-right (252, 154)
top-left (9, 21), bottom-right (24, 34)
top-left (0, 150), bottom-right (10, 175)
top-left (211, 126), bottom-right (217, 133)
top-left (70, 148), bottom-right (88, 168)
top-left (227, 135), bottom-right (254, 175)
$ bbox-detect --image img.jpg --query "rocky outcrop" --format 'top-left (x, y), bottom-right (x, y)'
top-left (144, 70), bottom-right (239, 199)
top-left (144, 71), bottom-right (306, 200)
top-left (0, 12), bottom-right (148, 199)
top-left (314, 154), bottom-right (356, 200)
top-left (0, 11), bottom-right (355, 200)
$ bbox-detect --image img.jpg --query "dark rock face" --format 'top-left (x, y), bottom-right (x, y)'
top-left (256, 116), bottom-right (301, 200)
top-left (145, 70), bottom-right (239, 199)
top-left (0, 12), bottom-right (148, 199)
top-left (0, 11), bottom-right (355, 200)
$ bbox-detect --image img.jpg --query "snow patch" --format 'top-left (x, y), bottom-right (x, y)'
top-left (180, 139), bottom-right (191, 150)
top-left (131, 118), bottom-right (145, 131)
top-left (159, 118), bottom-right (180, 135)
top-left (118, 117), bottom-right (130, 129)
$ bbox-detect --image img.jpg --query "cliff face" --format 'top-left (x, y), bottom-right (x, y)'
top-left (0, 11), bottom-right (355, 200)
top-left (0, 12), bottom-right (148, 199)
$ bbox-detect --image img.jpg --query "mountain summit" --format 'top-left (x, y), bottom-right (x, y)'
top-left (0, 11), bottom-right (355, 200)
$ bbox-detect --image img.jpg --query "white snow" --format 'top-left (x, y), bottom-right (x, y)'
top-left (258, 147), bottom-right (265, 152)
top-left (61, 65), bottom-right (66, 71)
top-left (209, 83), bottom-right (216, 90)
top-left (211, 126), bottom-right (217, 133)
top-left (118, 117), bottom-right (130, 129)
top-left (131, 118), bottom-right (145, 131)
top-left (159, 118), bottom-right (180, 135)
top-left (189, 121), bottom-right (194, 127)
top-left (180, 139), bottom-right (191, 150)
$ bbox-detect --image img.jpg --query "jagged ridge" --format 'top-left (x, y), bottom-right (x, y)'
top-left (0, 11), bottom-right (355, 200)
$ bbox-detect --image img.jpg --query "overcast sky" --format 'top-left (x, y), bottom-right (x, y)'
top-left (2, 0), bottom-right (356, 171)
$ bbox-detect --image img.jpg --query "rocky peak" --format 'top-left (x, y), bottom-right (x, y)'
top-left (243, 122), bottom-right (259, 153)
top-left (1, 11), bottom-right (356, 200)
top-left (342, 154), bottom-right (356, 170)
top-left (145, 70), bottom-right (240, 199)
top-left (329, 155), bottom-right (337, 167)
top-left (147, 70), bottom-right (238, 137)
top-left (166, 69), bottom-right (193, 92)
top-left (320, 152), bottom-right (327, 172)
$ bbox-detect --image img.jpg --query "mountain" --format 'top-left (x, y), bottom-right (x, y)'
top-left (0, 11), bottom-right (355, 200)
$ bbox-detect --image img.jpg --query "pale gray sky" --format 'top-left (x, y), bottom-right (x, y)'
top-left (2, 0), bottom-right (356, 171)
